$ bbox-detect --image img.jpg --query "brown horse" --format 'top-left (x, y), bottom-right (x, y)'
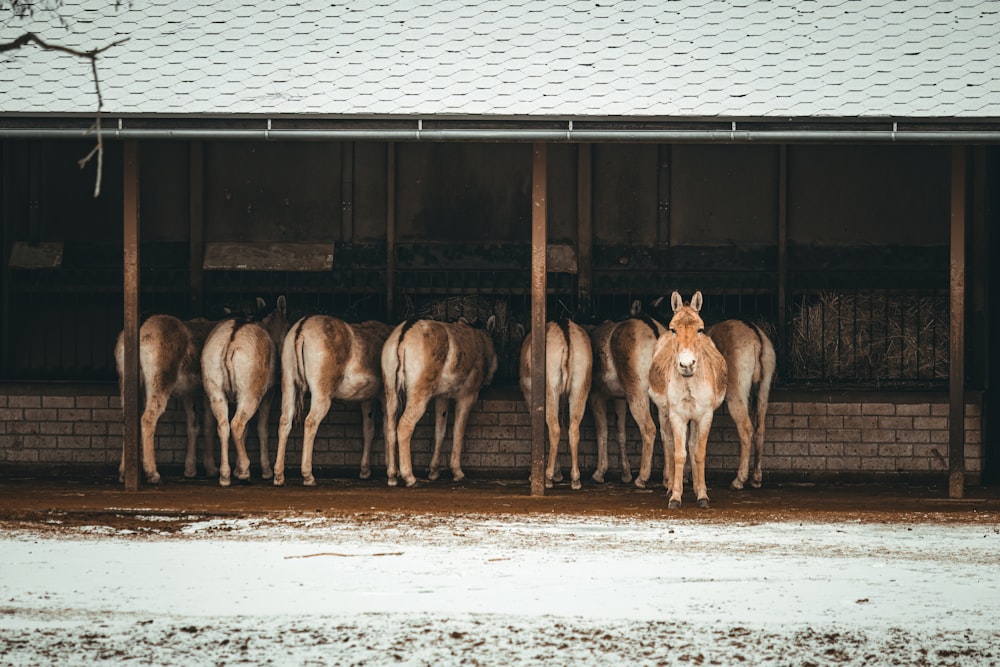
top-left (201, 297), bottom-right (288, 487)
top-left (114, 314), bottom-right (218, 484)
top-left (381, 319), bottom-right (498, 488)
top-left (709, 319), bottom-right (776, 490)
top-left (273, 315), bottom-right (393, 486)
top-left (648, 291), bottom-right (727, 509)
top-left (588, 306), bottom-right (667, 487)
top-left (519, 320), bottom-right (593, 490)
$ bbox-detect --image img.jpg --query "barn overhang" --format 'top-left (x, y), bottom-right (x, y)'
top-left (1, 114), bottom-right (983, 498)
top-left (2, 115), bottom-right (1000, 143)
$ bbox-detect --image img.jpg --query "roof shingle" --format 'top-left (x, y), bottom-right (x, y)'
top-left (2, 0), bottom-right (999, 119)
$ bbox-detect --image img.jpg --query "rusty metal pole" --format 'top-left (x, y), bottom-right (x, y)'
top-left (949, 146), bottom-right (967, 499)
top-left (122, 140), bottom-right (141, 490)
top-left (530, 143), bottom-right (547, 496)
top-left (386, 143), bottom-right (396, 320)
top-left (577, 144), bottom-right (592, 315)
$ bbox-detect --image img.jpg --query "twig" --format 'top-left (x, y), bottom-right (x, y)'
top-left (283, 551), bottom-right (404, 560)
top-left (2, 31), bottom-right (129, 197)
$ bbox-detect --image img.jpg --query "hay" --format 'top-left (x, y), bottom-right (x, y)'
top-left (789, 291), bottom-right (948, 383)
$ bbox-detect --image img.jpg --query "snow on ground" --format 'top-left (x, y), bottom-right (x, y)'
top-left (1, 513), bottom-right (999, 666)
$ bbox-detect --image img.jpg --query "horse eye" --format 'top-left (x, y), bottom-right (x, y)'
top-left (669, 328), bottom-right (677, 335)
top-left (697, 328), bottom-right (705, 334)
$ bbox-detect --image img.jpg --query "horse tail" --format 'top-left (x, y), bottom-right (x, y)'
top-left (393, 319), bottom-right (419, 426)
top-left (221, 320), bottom-right (249, 395)
top-left (635, 313), bottom-right (661, 340)
top-left (291, 317), bottom-right (311, 424)
top-left (739, 319), bottom-right (774, 431)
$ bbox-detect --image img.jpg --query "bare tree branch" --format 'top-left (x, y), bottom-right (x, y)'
top-left (1, 31), bottom-right (128, 196)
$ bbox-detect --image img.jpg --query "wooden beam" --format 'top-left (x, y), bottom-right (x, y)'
top-left (342, 141), bottom-right (355, 241)
top-left (656, 144), bottom-right (671, 245)
top-left (188, 141), bottom-right (204, 316)
top-left (530, 143), bottom-right (548, 497)
top-left (386, 143), bottom-right (396, 320)
top-left (949, 146), bottom-right (967, 499)
top-left (777, 145), bottom-right (788, 352)
top-left (122, 140), bottom-right (141, 491)
top-left (577, 144), bottom-right (592, 316)
top-left (1, 140), bottom-right (11, 373)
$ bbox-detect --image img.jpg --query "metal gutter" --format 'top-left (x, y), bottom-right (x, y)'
top-left (3, 125), bottom-right (1000, 143)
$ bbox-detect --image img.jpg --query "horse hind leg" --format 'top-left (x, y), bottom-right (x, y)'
top-left (358, 400), bottom-right (376, 480)
top-left (300, 393), bottom-right (333, 487)
top-left (726, 395), bottom-right (754, 490)
top-left (589, 396), bottom-right (609, 484)
top-left (544, 391), bottom-right (562, 489)
top-left (751, 337), bottom-right (776, 488)
top-left (181, 395), bottom-right (199, 478)
top-left (614, 399), bottom-right (631, 484)
top-left (230, 394), bottom-right (263, 482)
top-left (447, 393), bottom-right (477, 483)
top-left (138, 387), bottom-right (170, 485)
top-left (255, 390), bottom-right (274, 481)
top-left (428, 396), bottom-right (450, 481)
top-left (210, 394), bottom-right (234, 487)
top-left (200, 395), bottom-right (219, 478)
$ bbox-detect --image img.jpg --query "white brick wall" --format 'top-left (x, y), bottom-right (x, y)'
top-left (0, 385), bottom-right (984, 484)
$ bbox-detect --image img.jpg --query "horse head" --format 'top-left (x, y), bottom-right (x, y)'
top-left (668, 290), bottom-right (707, 378)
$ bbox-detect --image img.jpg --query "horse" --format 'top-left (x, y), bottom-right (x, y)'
top-left (114, 314), bottom-right (219, 484)
top-left (587, 304), bottom-right (668, 487)
top-left (273, 315), bottom-right (393, 486)
top-left (648, 291), bottom-right (727, 509)
top-left (381, 318), bottom-right (498, 488)
top-left (201, 296), bottom-right (288, 487)
top-left (519, 320), bottom-right (593, 490)
top-left (709, 319), bottom-right (776, 490)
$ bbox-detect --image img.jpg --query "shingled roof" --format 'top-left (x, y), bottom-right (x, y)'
top-left (1, 0), bottom-right (999, 121)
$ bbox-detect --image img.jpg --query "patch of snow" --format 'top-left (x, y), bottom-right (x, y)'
top-left (1, 514), bottom-right (998, 665)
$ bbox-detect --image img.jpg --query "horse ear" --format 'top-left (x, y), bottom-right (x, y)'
top-left (276, 295), bottom-right (287, 315)
top-left (670, 291), bottom-right (683, 312)
top-left (629, 300), bottom-right (642, 317)
top-left (691, 291), bottom-right (703, 312)
top-left (485, 314), bottom-right (497, 335)
top-left (256, 297), bottom-right (266, 312)
top-left (651, 296), bottom-right (664, 309)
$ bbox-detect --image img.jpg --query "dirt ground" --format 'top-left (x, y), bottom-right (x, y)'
top-left (2, 475), bottom-right (999, 532)
top-left (3, 475), bottom-right (1000, 666)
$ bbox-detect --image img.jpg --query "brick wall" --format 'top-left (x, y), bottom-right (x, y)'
top-left (0, 383), bottom-right (984, 485)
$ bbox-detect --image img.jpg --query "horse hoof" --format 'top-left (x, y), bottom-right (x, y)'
top-left (387, 477), bottom-right (399, 488)
top-left (667, 499), bottom-right (681, 509)
top-left (273, 475), bottom-right (285, 487)
top-left (571, 479), bottom-right (582, 491)
top-left (427, 469), bottom-right (440, 481)
top-left (219, 477), bottom-right (231, 488)
top-left (591, 472), bottom-right (606, 484)
top-left (545, 478), bottom-right (554, 489)
top-left (146, 473), bottom-right (161, 485)
top-left (750, 479), bottom-right (763, 489)
top-left (261, 470), bottom-right (273, 481)
top-left (633, 478), bottom-right (647, 490)
top-left (404, 476), bottom-right (418, 488)
top-left (697, 498), bottom-right (711, 509)
top-left (205, 467), bottom-right (220, 478)
top-left (359, 469), bottom-right (371, 480)
top-left (183, 468), bottom-right (197, 479)
top-left (730, 479), bottom-right (745, 491)
top-left (452, 471), bottom-right (465, 483)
